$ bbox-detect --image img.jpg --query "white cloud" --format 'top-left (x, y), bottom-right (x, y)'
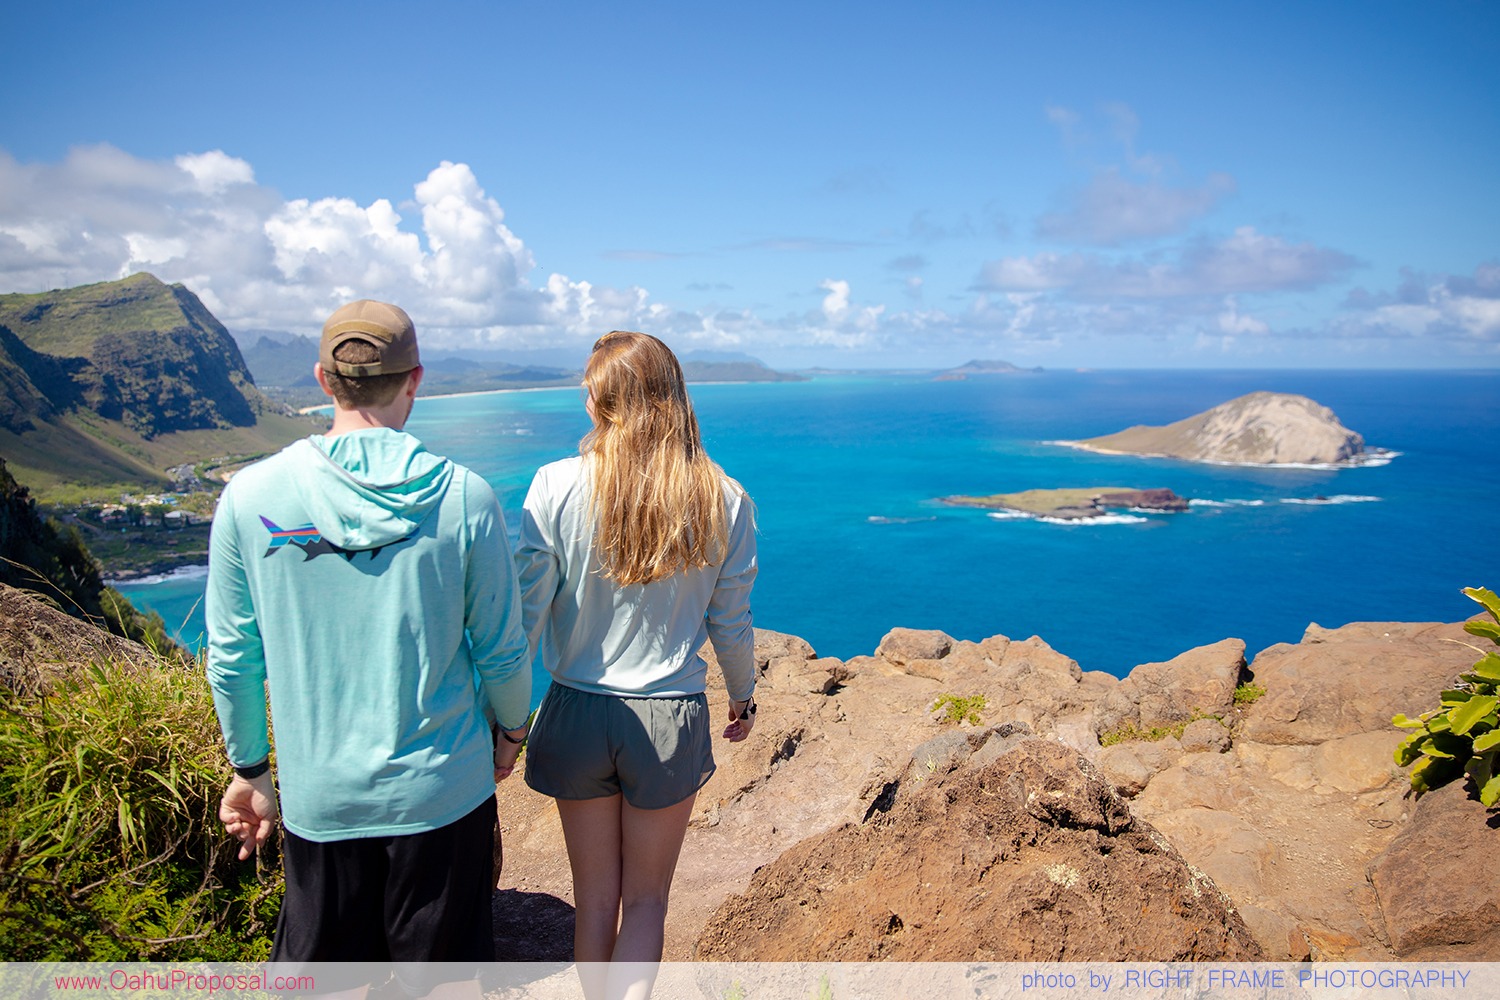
top-left (978, 227), bottom-right (1356, 299)
top-left (174, 151), bottom-right (255, 193)
top-left (1338, 263), bottom-right (1500, 342)
top-left (806, 279), bottom-right (884, 347)
top-left (1037, 168), bottom-right (1236, 245)
top-left (0, 146), bottom-right (661, 350)
top-left (1215, 296), bottom-right (1269, 336)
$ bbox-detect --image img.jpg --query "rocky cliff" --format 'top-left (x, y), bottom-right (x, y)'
top-left (0, 273), bottom-right (311, 490)
top-left (1070, 391), bottom-right (1372, 466)
top-left (9, 579), bottom-right (1490, 964)
top-left (494, 618), bottom-right (1497, 963)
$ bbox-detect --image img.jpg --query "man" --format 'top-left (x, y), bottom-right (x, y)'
top-left (206, 299), bottom-right (530, 977)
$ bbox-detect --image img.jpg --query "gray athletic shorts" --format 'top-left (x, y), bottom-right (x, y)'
top-left (524, 682), bottom-right (715, 809)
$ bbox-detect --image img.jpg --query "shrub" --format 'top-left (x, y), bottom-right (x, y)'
top-left (0, 654), bottom-right (281, 959)
top-left (1393, 586), bottom-right (1500, 807)
top-left (931, 694), bottom-right (986, 726)
top-left (1232, 681), bottom-right (1266, 706)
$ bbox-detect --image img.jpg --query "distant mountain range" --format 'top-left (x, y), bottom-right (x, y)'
top-left (0, 273), bottom-right (809, 494)
top-left (238, 335), bottom-right (805, 408)
top-left (0, 273), bottom-right (313, 494)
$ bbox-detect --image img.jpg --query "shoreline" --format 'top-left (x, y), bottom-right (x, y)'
top-left (109, 562), bottom-right (209, 587)
top-left (298, 383), bottom-right (577, 415)
top-left (296, 377), bottom-right (813, 415)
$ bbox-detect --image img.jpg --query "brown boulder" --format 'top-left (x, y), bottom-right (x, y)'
top-left (1237, 622), bottom-right (1474, 745)
top-left (874, 627), bottom-right (954, 667)
top-left (1097, 639), bottom-right (1246, 735)
top-left (1369, 782), bottom-right (1500, 959)
top-left (695, 734), bottom-right (1262, 961)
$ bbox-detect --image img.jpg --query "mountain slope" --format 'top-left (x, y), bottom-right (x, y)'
top-left (0, 273), bottom-right (313, 493)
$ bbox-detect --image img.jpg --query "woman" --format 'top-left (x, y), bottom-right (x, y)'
top-left (514, 330), bottom-right (757, 989)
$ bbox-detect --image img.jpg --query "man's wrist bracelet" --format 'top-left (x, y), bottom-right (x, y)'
top-left (233, 759), bottom-right (270, 780)
top-left (501, 728), bottom-right (527, 745)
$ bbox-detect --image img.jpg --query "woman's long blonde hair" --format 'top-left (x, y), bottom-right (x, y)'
top-left (580, 331), bottom-right (740, 585)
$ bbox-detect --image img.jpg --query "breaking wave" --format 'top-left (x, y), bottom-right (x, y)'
top-left (109, 564), bottom-right (210, 587)
top-left (1282, 495), bottom-right (1382, 505)
top-left (1038, 513), bottom-right (1150, 526)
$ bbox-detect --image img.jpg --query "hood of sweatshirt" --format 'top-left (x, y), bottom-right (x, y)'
top-left (288, 428), bottom-right (454, 550)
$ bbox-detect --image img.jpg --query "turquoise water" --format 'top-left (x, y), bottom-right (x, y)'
top-left (120, 370), bottom-right (1500, 689)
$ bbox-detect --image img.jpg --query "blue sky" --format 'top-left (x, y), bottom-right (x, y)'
top-left (1, 1), bottom-right (1496, 368)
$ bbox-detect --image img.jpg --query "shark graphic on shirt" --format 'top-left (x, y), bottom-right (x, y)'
top-left (259, 515), bottom-right (405, 562)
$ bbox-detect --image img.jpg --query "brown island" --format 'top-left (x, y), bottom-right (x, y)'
top-left (941, 486), bottom-right (1189, 520)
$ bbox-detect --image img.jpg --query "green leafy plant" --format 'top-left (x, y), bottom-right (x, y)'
top-left (931, 693), bottom-right (986, 726)
top-left (1232, 681), bottom-right (1266, 706)
top-left (1393, 586), bottom-right (1500, 807)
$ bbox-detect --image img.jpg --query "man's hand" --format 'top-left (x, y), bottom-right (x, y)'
top-left (494, 729), bottom-right (526, 781)
top-left (220, 772), bottom-right (278, 861)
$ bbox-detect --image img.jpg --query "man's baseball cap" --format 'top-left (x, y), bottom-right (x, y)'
top-left (319, 300), bottom-right (420, 377)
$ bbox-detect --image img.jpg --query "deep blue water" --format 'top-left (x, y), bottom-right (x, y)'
top-left (120, 370), bottom-right (1500, 692)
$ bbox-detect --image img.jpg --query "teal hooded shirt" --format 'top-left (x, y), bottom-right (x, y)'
top-left (206, 429), bottom-right (530, 841)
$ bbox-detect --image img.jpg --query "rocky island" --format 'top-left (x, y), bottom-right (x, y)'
top-left (1064, 391), bottom-right (1381, 466)
top-left (941, 486), bottom-right (1189, 520)
top-left (934, 358), bottom-right (1043, 380)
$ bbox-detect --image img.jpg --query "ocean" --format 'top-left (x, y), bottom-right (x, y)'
top-left (119, 369), bottom-right (1500, 702)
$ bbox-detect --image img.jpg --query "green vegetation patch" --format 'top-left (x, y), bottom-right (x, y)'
top-left (1233, 681), bottom-right (1267, 705)
top-left (0, 655), bottom-right (282, 959)
top-left (932, 693), bottom-right (986, 726)
top-left (1100, 708), bottom-right (1220, 747)
top-left (944, 487), bottom-right (1135, 516)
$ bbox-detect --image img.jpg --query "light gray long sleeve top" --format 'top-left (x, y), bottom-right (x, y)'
top-left (515, 455), bottom-right (757, 701)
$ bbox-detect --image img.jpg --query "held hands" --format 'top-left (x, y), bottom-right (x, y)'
top-left (724, 697), bottom-right (757, 742)
top-left (494, 728), bottom-right (527, 782)
top-left (220, 772), bottom-right (278, 861)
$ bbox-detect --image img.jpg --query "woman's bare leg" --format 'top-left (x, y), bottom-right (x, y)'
top-left (558, 792), bottom-right (696, 1000)
top-left (613, 792), bottom-right (696, 962)
top-left (556, 795), bottom-right (624, 1000)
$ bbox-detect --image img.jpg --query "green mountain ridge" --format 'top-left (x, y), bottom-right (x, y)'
top-left (0, 273), bottom-right (314, 495)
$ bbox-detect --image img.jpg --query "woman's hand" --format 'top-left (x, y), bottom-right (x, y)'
top-left (724, 697), bottom-right (757, 742)
top-left (494, 727), bottom-right (527, 781)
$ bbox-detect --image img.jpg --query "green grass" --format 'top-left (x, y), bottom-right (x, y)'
top-left (1233, 681), bottom-right (1267, 705)
top-left (0, 274), bottom-right (188, 358)
top-left (942, 487), bottom-right (1135, 516)
top-left (0, 654), bottom-right (282, 959)
top-left (3, 410), bottom-right (316, 503)
top-left (932, 693), bottom-right (987, 725)
top-left (1100, 708), bottom-right (1221, 747)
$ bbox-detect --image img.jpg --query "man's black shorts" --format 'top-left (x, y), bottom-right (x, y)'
top-left (271, 797), bottom-right (497, 964)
